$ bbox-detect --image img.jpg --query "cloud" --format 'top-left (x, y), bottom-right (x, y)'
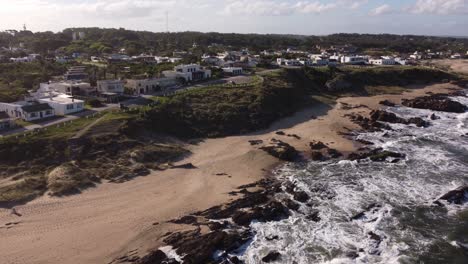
top-left (407, 0), bottom-right (467, 15)
top-left (222, 0), bottom-right (369, 16)
top-left (369, 4), bottom-right (393, 16)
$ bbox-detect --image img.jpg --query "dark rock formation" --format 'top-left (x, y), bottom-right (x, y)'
top-left (429, 113), bottom-right (440, 120)
top-left (293, 191), bottom-right (310, 203)
top-left (402, 95), bottom-right (467, 113)
top-left (306, 210), bottom-right (321, 222)
top-left (311, 151), bottom-right (327, 161)
top-left (379, 100), bottom-right (396, 107)
top-left (248, 140), bottom-right (263, 146)
top-left (275, 131), bottom-right (286, 136)
top-left (262, 251), bottom-right (281, 263)
top-left (137, 250), bottom-right (179, 264)
top-left (370, 110), bottom-right (429, 128)
top-left (309, 141), bottom-right (328, 150)
top-left (260, 140), bottom-right (299, 161)
top-left (348, 148), bottom-right (405, 162)
top-left (435, 186), bottom-right (468, 205)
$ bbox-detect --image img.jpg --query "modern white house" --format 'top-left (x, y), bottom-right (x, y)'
top-left (0, 101), bottom-right (55, 122)
top-left (97, 80), bottom-right (125, 94)
top-left (222, 67), bottom-right (243, 75)
top-left (38, 95), bottom-right (84, 116)
top-left (163, 64), bottom-right (211, 82)
top-left (125, 77), bottom-right (178, 95)
top-left (369, 56), bottom-right (396, 65)
top-left (39, 81), bottom-right (94, 96)
top-left (341, 56), bottom-right (368, 65)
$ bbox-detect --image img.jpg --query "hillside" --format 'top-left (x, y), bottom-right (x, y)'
top-left (143, 66), bottom-right (459, 138)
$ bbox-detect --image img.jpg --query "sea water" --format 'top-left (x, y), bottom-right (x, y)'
top-left (241, 94), bottom-right (468, 264)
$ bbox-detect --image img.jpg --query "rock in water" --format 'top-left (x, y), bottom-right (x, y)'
top-left (435, 186), bottom-right (468, 205)
top-left (262, 251), bottom-right (281, 262)
top-left (402, 95), bottom-right (467, 113)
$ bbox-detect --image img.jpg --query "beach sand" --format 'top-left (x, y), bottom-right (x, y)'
top-left (0, 82), bottom-right (461, 264)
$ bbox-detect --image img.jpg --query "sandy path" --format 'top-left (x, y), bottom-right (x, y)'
top-left (0, 83), bottom-right (459, 264)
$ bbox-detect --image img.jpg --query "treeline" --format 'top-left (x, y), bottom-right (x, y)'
top-left (1, 28), bottom-right (467, 56)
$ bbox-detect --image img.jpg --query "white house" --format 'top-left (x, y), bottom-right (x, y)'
top-left (163, 64), bottom-right (211, 82)
top-left (341, 56), bottom-right (367, 65)
top-left (369, 56), bottom-right (396, 65)
top-left (0, 101), bottom-right (55, 122)
top-left (222, 67), bottom-right (243, 75)
top-left (39, 81), bottom-right (94, 96)
top-left (97, 80), bottom-right (125, 94)
top-left (38, 95), bottom-right (84, 116)
top-left (125, 78), bottom-right (178, 95)
top-left (451, 53), bottom-right (462, 59)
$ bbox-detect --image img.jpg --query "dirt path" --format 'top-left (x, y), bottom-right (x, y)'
top-left (0, 83), bottom-right (459, 264)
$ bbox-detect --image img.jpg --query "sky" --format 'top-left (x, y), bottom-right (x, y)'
top-left (0, 0), bottom-right (467, 36)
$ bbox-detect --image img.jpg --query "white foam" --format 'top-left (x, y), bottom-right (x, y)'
top-left (241, 98), bottom-right (468, 263)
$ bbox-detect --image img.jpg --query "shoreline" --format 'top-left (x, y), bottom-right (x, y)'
top-left (0, 82), bottom-right (463, 264)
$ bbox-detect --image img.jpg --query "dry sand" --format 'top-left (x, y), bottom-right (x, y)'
top-left (0, 82), bottom-right (461, 264)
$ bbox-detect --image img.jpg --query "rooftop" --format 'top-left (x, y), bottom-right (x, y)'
top-left (40, 95), bottom-right (84, 104)
top-left (21, 103), bottom-right (53, 113)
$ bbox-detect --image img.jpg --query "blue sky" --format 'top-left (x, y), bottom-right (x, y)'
top-left (0, 0), bottom-right (467, 36)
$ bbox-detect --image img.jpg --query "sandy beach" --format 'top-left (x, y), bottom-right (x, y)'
top-left (0, 82), bottom-right (461, 264)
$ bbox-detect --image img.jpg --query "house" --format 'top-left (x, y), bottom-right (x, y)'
top-left (276, 58), bottom-right (302, 66)
top-left (125, 78), bottom-right (178, 95)
top-left (163, 64), bottom-right (211, 82)
top-left (97, 80), bottom-right (125, 94)
top-left (39, 81), bottom-right (94, 96)
top-left (38, 95), bottom-right (84, 115)
top-left (369, 56), bottom-right (396, 65)
top-left (222, 67), bottom-right (243, 76)
top-left (0, 111), bottom-right (13, 130)
top-left (341, 56), bottom-right (367, 65)
top-left (451, 53), bottom-right (462, 59)
top-left (0, 101), bottom-right (55, 122)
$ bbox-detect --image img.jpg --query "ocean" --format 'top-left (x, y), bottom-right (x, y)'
top-left (241, 93), bottom-right (468, 263)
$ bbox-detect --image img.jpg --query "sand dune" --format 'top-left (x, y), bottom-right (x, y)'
top-left (0, 83), bottom-right (460, 264)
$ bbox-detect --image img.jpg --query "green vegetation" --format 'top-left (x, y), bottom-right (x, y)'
top-left (144, 66), bottom-right (458, 138)
top-left (145, 69), bottom-right (309, 137)
top-left (3, 29), bottom-right (468, 56)
top-left (0, 61), bottom-right (68, 102)
top-left (0, 111), bottom-right (188, 205)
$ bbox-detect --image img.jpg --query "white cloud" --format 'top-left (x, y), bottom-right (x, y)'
top-left (407, 0), bottom-right (467, 15)
top-left (369, 4), bottom-right (393, 16)
top-left (222, 0), bottom-right (368, 16)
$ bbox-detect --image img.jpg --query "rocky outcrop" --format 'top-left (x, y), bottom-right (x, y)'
top-left (369, 110), bottom-right (429, 128)
top-left (434, 186), bottom-right (468, 205)
top-left (309, 141), bottom-right (328, 150)
top-left (260, 140), bottom-right (299, 161)
top-left (135, 179), bottom-right (290, 264)
top-left (379, 100), bottom-right (396, 107)
top-left (402, 95), bottom-right (467, 113)
top-left (348, 148), bottom-right (405, 162)
top-left (262, 251), bottom-right (281, 262)
top-left (346, 114), bottom-right (392, 132)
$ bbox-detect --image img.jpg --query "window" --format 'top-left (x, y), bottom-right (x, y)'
top-left (46, 110), bottom-right (52, 115)
top-left (76, 103), bottom-right (83, 109)
top-left (67, 104), bottom-right (74, 110)
top-left (30, 112), bottom-right (37, 118)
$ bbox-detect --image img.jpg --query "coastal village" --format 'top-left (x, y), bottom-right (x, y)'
top-left (0, 27), bottom-right (468, 264)
top-left (0, 29), bottom-right (467, 135)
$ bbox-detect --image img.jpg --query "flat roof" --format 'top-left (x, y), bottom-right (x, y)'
top-left (40, 95), bottom-right (84, 104)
